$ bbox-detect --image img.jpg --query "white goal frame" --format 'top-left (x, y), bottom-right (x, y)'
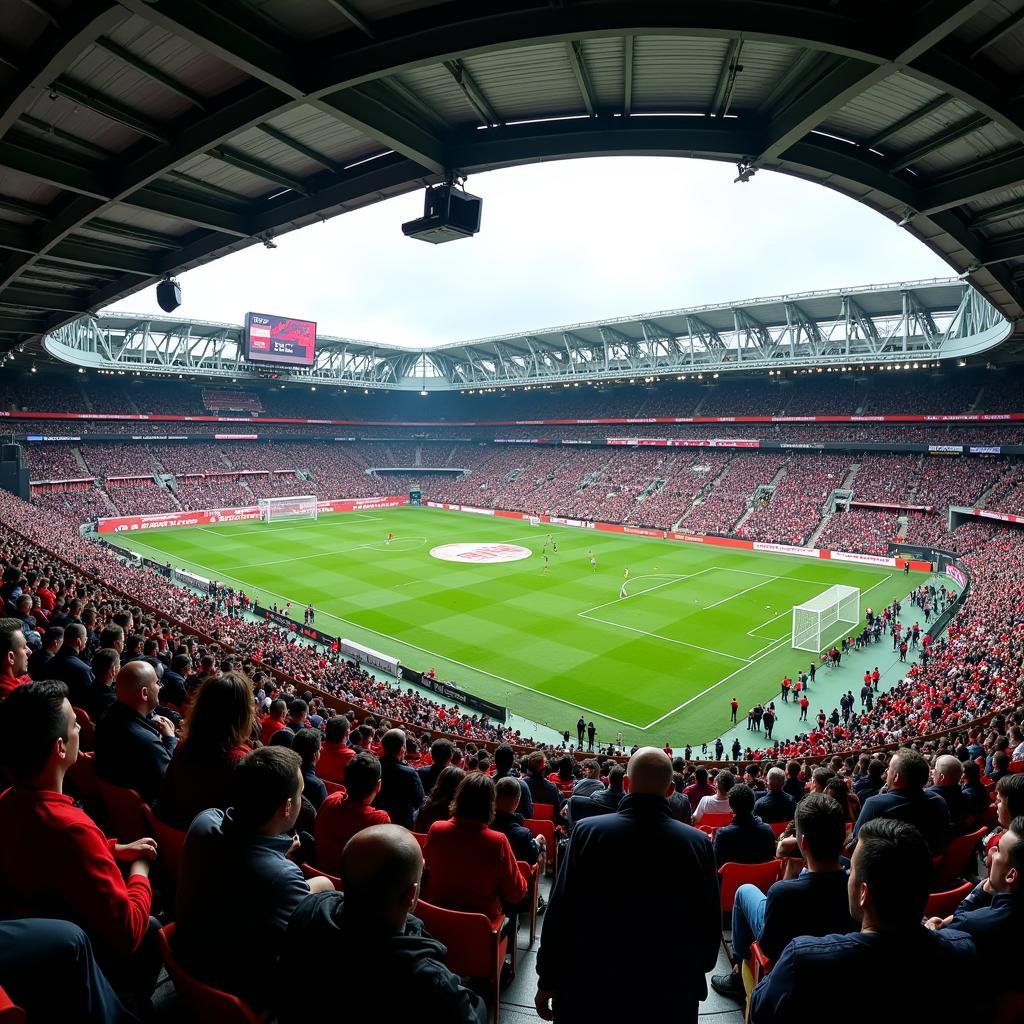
top-left (792, 584), bottom-right (860, 653)
top-left (258, 495), bottom-right (318, 523)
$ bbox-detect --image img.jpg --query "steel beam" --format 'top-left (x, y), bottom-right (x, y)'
top-left (93, 37), bottom-right (207, 110)
top-left (710, 38), bottom-right (743, 119)
top-left (887, 114), bottom-right (989, 173)
top-left (866, 93), bottom-right (952, 150)
top-left (919, 150), bottom-right (1024, 215)
top-left (256, 124), bottom-right (346, 175)
top-left (207, 145), bottom-right (314, 196)
top-left (565, 41), bottom-right (597, 117)
top-left (443, 59), bottom-right (500, 126)
top-left (49, 77), bottom-right (171, 143)
top-left (969, 8), bottom-right (1024, 58)
top-left (324, 0), bottom-right (376, 39)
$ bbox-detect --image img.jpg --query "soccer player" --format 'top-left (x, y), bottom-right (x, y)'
top-left (542, 554), bottom-right (550, 574)
top-left (386, 531), bottom-right (393, 545)
top-left (552, 540), bottom-right (558, 555)
top-left (620, 567), bottom-right (630, 599)
top-left (588, 549), bottom-right (597, 571)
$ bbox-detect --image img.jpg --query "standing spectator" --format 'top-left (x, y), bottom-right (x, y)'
top-left (586, 720), bottom-right (596, 752)
top-left (536, 749), bottom-right (719, 1023)
top-left (279, 826), bottom-right (487, 1024)
top-left (94, 661), bottom-right (177, 805)
top-left (783, 761), bottom-right (806, 803)
top-left (493, 743), bottom-right (534, 819)
top-left (373, 728), bottom-right (424, 830)
top-left (175, 747), bottom-right (334, 1011)
top-left (85, 648), bottom-right (119, 723)
top-left (315, 751), bottom-right (391, 874)
top-left (576, 715), bottom-right (585, 746)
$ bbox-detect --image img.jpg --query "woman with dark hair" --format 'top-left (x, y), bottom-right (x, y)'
top-left (823, 776), bottom-right (860, 824)
top-left (157, 672), bottom-right (255, 829)
top-left (423, 773), bottom-right (527, 925)
top-left (413, 765), bottom-right (465, 833)
top-left (547, 755), bottom-right (576, 797)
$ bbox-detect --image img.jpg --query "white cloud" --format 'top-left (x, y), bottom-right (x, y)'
top-left (108, 157), bottom-right (950, 347)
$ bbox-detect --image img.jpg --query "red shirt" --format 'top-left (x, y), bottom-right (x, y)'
top-left (259, 716), bottom-right (286, 746)
top-left (0, 671), bottom-right (31, 702)
top-left (423, 818), bottom-right (527, 924)
top-left (0, 786), bottom-right (152, 954)
top-left (314, 791), bottom-right (391, 874)
top-left (317, 742), bottom-right (355, 785)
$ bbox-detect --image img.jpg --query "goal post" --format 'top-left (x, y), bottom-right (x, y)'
top-left (258, 495), bottom-right (318, 523)
top-left (792, 584), bottom-right (860, 653)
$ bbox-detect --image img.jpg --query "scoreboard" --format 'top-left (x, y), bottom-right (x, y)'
top-left (244, 312), bottom-right (317, 366)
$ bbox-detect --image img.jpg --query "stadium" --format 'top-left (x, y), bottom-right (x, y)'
top-left (0, 2), bottom-right (1023, 1023)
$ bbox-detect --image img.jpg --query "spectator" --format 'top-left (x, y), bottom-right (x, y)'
top-left (175, 747), bottom-right (334, 1011)
top-left (49, 624), bottom-right (95, 708)
top-left (750, 819), bottom-right (976, 1023)
top-left (279, 825), bottom-right (488, 1024)
top-left (292, 728), bottom-right (327, 810)
top-left (414, 765), bottom-right (465, 834)
top-left (315, 751), bottom-right (391, 874)
top-left (259, 698), bottom-right (289, 746)
top-left (493, 743), bottom-right (533, 818)
top-left (961, 759), bottom-right (993, 826)
top-left (0, 616), bottom-right (31, 701)
top-left (158, 672), bottom-right (255, 830)
top-left (712, 793), bottom-right (857, 999)
top-left (852, 748), bottom-right (950, 853)
top-left (572, 758), bottom-right (604, 798)
top-left (159, 654), bottom-right (189, 708)
top-left (667, 772), bottom-right (693, 825)
top-left (782, 761), bottom-right (806, 803)
top-left (853, 758), bottom-right (885, 801)
top-left (317, 715), bottom-right (354, 784)
top-left (693, 770), bottom-right (735, 823)
top-left (373, 728), bottom-right (424, 830)
top-left (684, 765), bottom-right (715, 805)
top-left (417, 738), bottom-right (453, 793)
top-left (713, 784), bottom-right (776, 868)
top-left (85, 648), bottom-right (119, 723)
top-left (524, 751), bottom-right (564, 815)
top-left (586, 763), bottom-right (626, 812)
top-left (94, 661), bottom-right (177, 805)
top-left (423, 773), bottom-right (527, 929)
top-left (754, 767), bottom-right (798, 824)
top-left (536, 749), bottom-right (719, 1023)
top-left (0, 682), bottom-right (159, 997)
top-left (927, 755), bottom-right (971, 834)
top-left (27, 624), bottom-right (63, 681)
top-left (492, 776), bottom-right (544, 865)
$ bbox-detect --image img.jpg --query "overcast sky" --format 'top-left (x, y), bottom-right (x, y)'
top-left (108, 157), bottom-right (950, 349)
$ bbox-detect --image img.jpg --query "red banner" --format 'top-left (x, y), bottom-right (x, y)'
top-left (606, 438), bottom-right (761, 448)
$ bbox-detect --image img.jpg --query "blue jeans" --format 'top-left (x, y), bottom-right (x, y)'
top-left (731, 883), bottom-right (768, 963)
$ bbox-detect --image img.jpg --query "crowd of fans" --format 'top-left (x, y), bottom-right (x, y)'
top-left (680, 454), bottom-right (787, 536)
top-left (815, 508), bottom-right (900, 556)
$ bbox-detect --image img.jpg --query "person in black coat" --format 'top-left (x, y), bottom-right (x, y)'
top-left (713, 785), bottom-right (777, 869)
top-left (27, 626), bottom-right (63, 681)
top-left (492, 778), bottom-right (543, 865)
top-left (926, 755), bottom-right (971, 834)
top-left (372, 729), bottom-right (424, 831)
top-left (754, 767), bottom-right (798, 824)
top-left (94, 661), bottom-right (177, 805)
top-left (158, 655), bottom-right (190, 709)
top-left (49, 625), bottom-right (95, 709)
top-left (536, 748), bottom-right (720, 1024)
top-left (416, 738), bottom-right (453, 796)
top-left (279, 825), bottom-right (486, 1024)
top-left (524, 752), bottom-right (564, 814)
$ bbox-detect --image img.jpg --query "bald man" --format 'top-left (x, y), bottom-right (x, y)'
top-left (927, 754), bottom-right (970, 834)
top-left (94, 660), bottom-right (177, 804)
top-left (280, 825), bottom-right (487, 1024)
top-left (536, 748), bottom-right (720, 1024)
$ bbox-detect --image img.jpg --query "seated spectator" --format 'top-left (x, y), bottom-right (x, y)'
top-left (0, 617), bottom-right (31, 700)
top-left (548, 756), bottom-right (576, 797)
top-left (94, 661), bottom-right (177, 805)
top-left (852, 748), bottom-right (950, 853)
top-left (423, 773), bottom-right (527, 926)
top-left (493, 743), bottom-right (533, 818)
top-left (0, 682), bottom-right (159, 997)
top-left (962, 759), bottom-right (994, 825)
top-left (927, 755), bottom-right (971, 834)
top-left (292, 728), bottom-right (327, 810)
top-left (754, 767), bottom-right (798, 824)
top-left (694, 770), bottom-right (735, 823)
top-left (0, 918), bottom-right (138, 1024)
top-left (259, 698), bottom-right (289, 746)
top-left (586, 763), bottom-right (627, 813)
top-left (990, 750), bottom-right (1012, 784)
top-left (572, 758), bottom-right (605, 798)
top-left (713, 784), bottom-right (776, 868)
top-left (315, 752), bottom-right (390, 874)
top-left (279, 825), bottom-right (488, 1024)
top-left (524, 751), bottom-right (565, 815)
top-left (927, 815), bottom-right (1023, 991)
top-left (492, 776), bottom-right (544, 866)
top-left (284, 698), bottom-right (308, 734)
top-left (750, 819), bottom-right (976, 1023)
top-left (823, 777), bottom-right (860, 825)
top-left (373, 728), bottom-right (424, 830)
top-left (853, 758), bottom-right (885, 801)
top-left (175, 747), bottom-right (334, 1010)
top-left (684, 765), bottom-right (716, 805)
top-left (159, 654), bottom-right (189, 709)
top-left (158, 672), bottom-right (254, 830)
top-left (417, 738), bottom-right (453, 793)
top-left (667, 772), bottom-right (693, 825)
top-left (27, 624), bottom-right (63, 681)
top-left (84, 648), bottom-right (119, 723)
top-left (782, 761), bottom-right (806, 803)
top-left (712, 793), bottom-right (857, 999)
top-left (50, 624), bottom-right (95, 708)
top-left (414, 765), bottom-right (465, 833)
top-left (317, 715), bottom-right (354, 784)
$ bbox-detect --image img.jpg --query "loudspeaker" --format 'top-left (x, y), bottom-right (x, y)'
top-left (0, 462), bottom-right (28, 500)
top-left (402, 184), bottom-right (482, 243)
top-left (156, 278), bottom-right (181, 313)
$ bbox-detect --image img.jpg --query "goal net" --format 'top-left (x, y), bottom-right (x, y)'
top-left (258, 495), bottom-right (318, 523)
top-left (792, 584), bottom-right (859, 653)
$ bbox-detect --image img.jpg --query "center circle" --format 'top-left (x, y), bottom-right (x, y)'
top-left (430, 542), bottom-right (533, 564)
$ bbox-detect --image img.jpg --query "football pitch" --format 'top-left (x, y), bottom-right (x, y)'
top-left (113, 506), bottom-right (918, 745)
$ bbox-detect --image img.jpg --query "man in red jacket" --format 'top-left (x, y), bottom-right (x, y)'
top-left (315, 751), bottom-right (390, 874)
top-left (317, 715), bottom-right (355, 784)
top-left (0, 618), bottom-right (31, 701)
top-left (0, 680), bottom-right (160, 997)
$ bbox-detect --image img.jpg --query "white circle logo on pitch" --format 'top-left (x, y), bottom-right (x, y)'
top-left (430, 542), bottom-right (532, 564)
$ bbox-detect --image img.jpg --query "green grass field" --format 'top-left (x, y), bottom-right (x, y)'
top-left (114, 506), bottom-right (919, 745)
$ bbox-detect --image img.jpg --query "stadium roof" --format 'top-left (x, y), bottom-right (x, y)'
top-left (3, 1), bottom-right (1024, 355)
top-left (45, 277), bottom-right (1009, 389)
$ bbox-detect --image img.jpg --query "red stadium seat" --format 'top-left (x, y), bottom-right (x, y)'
top-left (158, 924), bottom-right (270, 1024)
top-left (934, 827), bottom-right (987, 886)
top-left (532, 802), bottom-right (556, 822)
top-left (769, 821), bottom-right (789, 838)
top-left (142, 805), bottom-right (187, 885)
top-left (299, 862), bottom-right (342, 890)
top-left (924, 881), bottom-right (972, 919)
top-left (321, 779), bottom-right (345, 795)
top-left (718, 860), bottom-right (782, 913)
top-left (516, 858), bottom-right (540, 946)
top-left (94, 776), bottom-right (146, 843)
top-left (698, 811), bottom-right (734, 828)
top-left (412, 832), bottom-right (429, 851)
top-left (0, 985), bottom-right (25, 1024)
top-left (65, 749), bottom-right (100, 802)
top-left (1009, 759), bottom-right (1024, 774)
top-left (523, 818), bottom-right (557, 875)
top-left (72, 707), bottom-right (95, 751)
top-left (413, 900), bottom-right (508, 1024)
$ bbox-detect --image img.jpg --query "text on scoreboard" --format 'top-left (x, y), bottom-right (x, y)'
top-left (244, 312), bottom-right (317, 366)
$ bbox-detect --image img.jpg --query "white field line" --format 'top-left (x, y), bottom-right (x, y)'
top-left (702, 576), bottom-right (776, 610)
top-left (640, 573), bottom-right (892, 730)
top-left (223, 536), bottom-right (427, 570)
top-left (117, 536), bottom-right (646, 729)
top-left (578, 611), bottom-right (754, 663)
top-left (579, 570), bottom-right (711, 616)
top-left (195, 513), bottom-right (383, 540)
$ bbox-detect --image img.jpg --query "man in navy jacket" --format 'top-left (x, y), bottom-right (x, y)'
top-left (536, 748), bottom-right (719, 1024)
top-left (373, 728), bottom-right (424, 830)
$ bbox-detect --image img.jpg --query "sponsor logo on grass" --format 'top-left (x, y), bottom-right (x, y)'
top-left (430, 542), bottom-right (532, 563)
